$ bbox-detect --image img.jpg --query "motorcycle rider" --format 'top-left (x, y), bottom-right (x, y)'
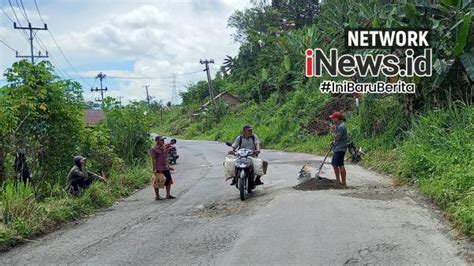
top-left (229, 125), bottom-right (267, 186)
top-left (166, 139), bottom-right (179, 164)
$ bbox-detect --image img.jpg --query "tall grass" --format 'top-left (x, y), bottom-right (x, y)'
top-left (399, 104), bottom-right (473, 235)
top-left (0, 162), bottom-right (150, 250)
top-left (1, 181), bottom-right (35, 226)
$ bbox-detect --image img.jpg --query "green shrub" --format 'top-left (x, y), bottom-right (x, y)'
top-left (0, 60), bottom-right (85, 183)
top-left (358, 95), bottom-right (409, 147)
top-left (399, 105), bottom-right (473, 235)
top-left (81, 126), bottom-right (119, 176)
top-left (105, 103), bottom-right (152, 164)
top-left (80, 183), bottom-right (112, 209)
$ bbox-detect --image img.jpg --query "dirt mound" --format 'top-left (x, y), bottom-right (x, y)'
top-left (294, 177), bottom-right (345, 191)
top-left (305, 96), bottom-right (355, 135)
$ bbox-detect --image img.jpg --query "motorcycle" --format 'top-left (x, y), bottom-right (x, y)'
top-left (347, 140), bottom-right (363, 163)
top-left (225, 142), bottom-right (256, 201)
top-left (167, 139), bottom-right (179, 165)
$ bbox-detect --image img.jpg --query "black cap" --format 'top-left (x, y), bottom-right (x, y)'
top-left (155, 135), bottom-right (166, 141)
top-left (243, 125), bottom-right (252, 131)
top-left (73, 156), bottom-right (86, 165)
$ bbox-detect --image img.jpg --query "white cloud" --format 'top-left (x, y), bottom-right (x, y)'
top-left (0, 0), bottom-right (252, 103)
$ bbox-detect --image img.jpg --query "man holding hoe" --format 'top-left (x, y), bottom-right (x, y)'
top-left (329, 111), bottom-right (348, 187)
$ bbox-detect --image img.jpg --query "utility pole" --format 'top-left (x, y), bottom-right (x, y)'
top-left (143, 85), bottom-right (151, 105)
top-left (171, 73), bottom-right (177, 104)
top-left (13, 22), bottom-right (48, 64)
top-left (159, 100), bottom-right (163, 120)
top-left (200, 59), bottom-right (215, 103)
top-left (91, 72), bottom-right (108, 102)
top-left (117, 96), bottom-right (123, 107)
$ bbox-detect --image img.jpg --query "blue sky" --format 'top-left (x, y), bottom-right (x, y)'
top-left (0, 0), bottom-right (251, 103)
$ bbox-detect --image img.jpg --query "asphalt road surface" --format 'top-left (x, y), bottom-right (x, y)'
top-left (0, 140), bottom-right (471, 265)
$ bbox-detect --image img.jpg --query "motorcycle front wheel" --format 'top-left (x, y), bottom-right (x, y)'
top-left (237, 170), bottom-right (246, 201)
top-left (239, 178), bottom-right (245, 201)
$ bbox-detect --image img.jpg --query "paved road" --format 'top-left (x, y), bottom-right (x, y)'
top-left (0, 140), bottom-right (470, 265)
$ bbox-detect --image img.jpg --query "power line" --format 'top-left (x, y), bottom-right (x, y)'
top-left (107, 76), bottom-right (175, 80)
top-left (33, 0), bottom-right (92, 87)
top-left (33, 0), bottom-right (44, 22)
top-left (0, 35), bottom-right (16, 51)
top-left (8, 0), bottom-right (23, 26)
top-left (1, 5), bottom-right (15, 23)
top-left (34, 35), bottom-right (74, 80)
top-left (8, 0), bottom-right (29, 40)
top-left (176, 70), bottom-right (203, 76)
top-left (66, 70), bottom-right (203, 80)
top-left (17, 0), bottom-right (29, 23)
top-left (114, 70), bottom-right (203, 79)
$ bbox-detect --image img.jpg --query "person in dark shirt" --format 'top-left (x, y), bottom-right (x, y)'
top-left (329, 112), bottom-right (348, 187)
top-left (229, 125), bottom-right (267, 186)
top-left (67, 156), bottom-right (107, 194)
top-left (150, 135), bottom-right (175, 200)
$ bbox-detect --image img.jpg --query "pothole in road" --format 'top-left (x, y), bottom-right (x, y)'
top-left (344, 243), bottom-right (401, 265)
top-left (193, 201), bottom-right (247, 218)
top-left (193, 193), bottom-right (274, 218)
top-left (293, 177), bottom-right (347, 191)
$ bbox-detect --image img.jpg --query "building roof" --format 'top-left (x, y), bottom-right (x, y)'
top-left (83, 109), bottom-right (105, 125)
top-left (201, 91), bottom-right (240, 109)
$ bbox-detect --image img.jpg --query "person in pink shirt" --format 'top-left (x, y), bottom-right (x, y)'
top-left (150, 135), bottom-right (175, 200)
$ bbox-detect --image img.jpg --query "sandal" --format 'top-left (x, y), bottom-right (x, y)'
top-left (166, 195), bottom-right (176, 200)
top-left (155, 196), bottom-right (164, 201)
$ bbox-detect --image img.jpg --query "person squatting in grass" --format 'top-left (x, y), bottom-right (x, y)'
top-left (67, 156), bottom-right (108, 195)
top-left (150, 135), bottom-right (176, 200)
top-left (329, 112), bottom-right (348, 187)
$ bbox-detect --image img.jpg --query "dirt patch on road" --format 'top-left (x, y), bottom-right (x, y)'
top-left (193, 195), bottom-right (273, 219)
top-left (341, 186), bottom-right (412, 201)
top-left (294, 177), bottom-right (346, 191)
top-left (193, 201), bottom-right (247, 218)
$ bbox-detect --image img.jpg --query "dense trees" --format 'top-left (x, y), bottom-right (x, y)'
top-left (0, 61), bottom-right (84, 182)
top-left (0, 60), bottom-right (155, 247)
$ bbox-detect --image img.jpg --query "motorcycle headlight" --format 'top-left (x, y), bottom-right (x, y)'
top-left (236, 158), bottom-right (252, 167)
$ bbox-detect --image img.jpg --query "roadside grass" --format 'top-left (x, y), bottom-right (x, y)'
top-left (154, 97), bottom-right (473, 237)
top-left (0, 162), bottom-right (150, 250)
top-left (398, 104), bottom-right (474, 237)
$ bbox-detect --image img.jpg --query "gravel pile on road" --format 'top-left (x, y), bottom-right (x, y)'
top-left (294, 177), bottom-right (345, 191)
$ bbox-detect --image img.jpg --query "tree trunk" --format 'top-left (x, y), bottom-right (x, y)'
top-left (0, 142), bottom-right (6, 182)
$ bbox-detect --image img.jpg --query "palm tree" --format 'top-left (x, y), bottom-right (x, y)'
top-left (221, 55), bottom-right (237, 75)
